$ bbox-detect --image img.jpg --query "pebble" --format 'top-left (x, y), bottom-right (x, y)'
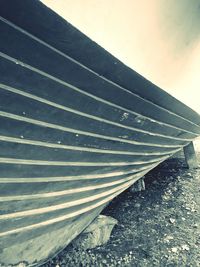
top-left (17, 264), bottom-right (27, 267)
top-left (171, 247), bottom-right (178, 253)
top-left (169, 218), bottom-right (176, 224)
top-left (164, 235), bottom-right (174, 243)
top-left (134, 203), bottom-right (141, 208)
top-left (181, 244), bottom-right (190, 251)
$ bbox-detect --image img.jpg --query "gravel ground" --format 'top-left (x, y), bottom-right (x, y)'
top-left (43, 151), bottom-right (200, 267)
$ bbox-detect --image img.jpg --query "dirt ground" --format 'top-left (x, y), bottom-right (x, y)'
top-left (43, 150), bottom-right (200, 267)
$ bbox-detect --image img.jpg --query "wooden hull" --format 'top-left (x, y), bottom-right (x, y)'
top-left (0, 1), bottom-right (200, 265)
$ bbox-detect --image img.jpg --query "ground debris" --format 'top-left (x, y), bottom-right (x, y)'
top-left (171, 247), bottom-right (178, 253)
top-left (181, 244), bottom-right (190, 251)
top-left (42, 155), bottom-right (200, 267)
top-left (169, 218), bottom-right (176, 224)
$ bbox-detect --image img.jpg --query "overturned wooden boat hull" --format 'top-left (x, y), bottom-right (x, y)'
top-left (0, 1), bottom-right (200, 265)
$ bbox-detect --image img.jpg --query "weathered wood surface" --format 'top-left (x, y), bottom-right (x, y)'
top-left (130, 177), bottom-right (146, 193)
top-left (0, 0), bottom-right (200, 266)
top-left (183, 142), bottom-right (198, 169)
top-left (1, 0), bottom-right (200, 126)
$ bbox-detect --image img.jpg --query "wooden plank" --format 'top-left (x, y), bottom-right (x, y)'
top-left (0, 205), bottom-right (105, 265)
top-left (0, 0), bottom-right (199, 126)
top-left (0, 163), bottom-right (150, 179)
top-left (0, 118), bottom-right (181, 155)
top-left (0, 141), bottom-right (173, 163)
top-left (0, 86), bottom-right (188, 147)
top-left (0, 164), bottom-right (155, 196)
top-left (0, 1), bottom-right (199, 266)
top-left (0, 21), bottom-right (199, 134)
top-left (0, 59), bottom-right (195, 140)
top-left (183, 142), bottom-right (198, 169)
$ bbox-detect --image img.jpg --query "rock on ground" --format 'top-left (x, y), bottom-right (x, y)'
top-left (43, 154), bottom-right (200, 267)
top-left (72, 215), bottom-right (118, 250)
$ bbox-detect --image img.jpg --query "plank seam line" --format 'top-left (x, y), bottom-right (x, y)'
top-left (0, 171), bottom-right (150, 219)
top-left (0, 170), bottom-right (150, 237)
top-left (0, 162), bottom-right (158, 188)
top-left (0, 157), bottom-right (168, 184)
top-left (0, 83), bottom-right (192, 142)
top-left (0, 153), bottom-right (178, 166)
top-left (1, 16), bottom-right (200, 129)
top-left (0, 110), bottom-right (183, 148)
top-left (0, 135), bottom-right (186, 156)
top-left (0, 51), bottom-right (198, 136)
top-left (0, 188), bottom-right (125, 236)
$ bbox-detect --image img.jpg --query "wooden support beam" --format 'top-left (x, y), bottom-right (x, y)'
top-left (130, 177), bottom-right (145, 193)
top-left (183, 142), bottom-right (198, 169)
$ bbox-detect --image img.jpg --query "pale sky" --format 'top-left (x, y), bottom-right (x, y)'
top-left (42, 0), bottom-right (200, 114)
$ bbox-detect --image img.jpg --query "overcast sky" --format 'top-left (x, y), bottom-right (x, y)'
top-left (42, 0), bottom-right (200, 114)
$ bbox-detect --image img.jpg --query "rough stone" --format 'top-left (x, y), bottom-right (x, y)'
top-left (72, 215), bottom-right (118, 250)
